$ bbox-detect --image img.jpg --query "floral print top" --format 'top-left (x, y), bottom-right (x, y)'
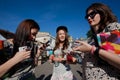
top-left (82, 22), bottom-right (120, 80)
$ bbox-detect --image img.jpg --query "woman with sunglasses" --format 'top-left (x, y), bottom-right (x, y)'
top-left (73, 3), bottom-right (120, 80)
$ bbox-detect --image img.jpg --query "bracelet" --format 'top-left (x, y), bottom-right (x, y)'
top-left (50, 55), bottom-right (54, 61)
top-left (90, 45), bottom-right (96, 55)
top-left (90, 45), bottom-right (100, 56)
top-left (94, 47), bottom-right (100, 56)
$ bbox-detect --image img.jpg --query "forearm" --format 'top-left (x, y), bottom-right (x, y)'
top-left (53, 57), bottom-right (66, 62)
top-left (0, 57), bottom-right (19, 77)
top-left (34, 50), bottom-right (41, 65)
top-left (99, 49), bottom-right (120, 69)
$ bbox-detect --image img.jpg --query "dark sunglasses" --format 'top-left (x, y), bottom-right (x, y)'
top-left (85, 10), bottom-right (98, 19)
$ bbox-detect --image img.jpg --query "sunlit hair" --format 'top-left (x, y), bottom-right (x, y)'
top-left (86, 3), bottom-right (118, 33)
top-left (13, 19), bottom-right (40, 55)
top-left (53, 27), bottom-right (69, 51)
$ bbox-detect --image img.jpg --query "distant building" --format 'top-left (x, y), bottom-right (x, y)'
top-left (35, 32), bottom-right (55, 59)
top-left (68, 36), bottom-right (73, 42)
top-left (36, 32), bottom-right (55, 49)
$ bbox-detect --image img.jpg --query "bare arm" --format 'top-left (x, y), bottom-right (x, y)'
top-left (99, 49), bottom-right (120, 69)
top-left (73, 40), bottom-right (120, 70)
top-left (0, 51), bottom-right (30, 77)
top-left (34, 43), bottom-right (46, 65)
top-left (0, 57), bottom-right (19, 77)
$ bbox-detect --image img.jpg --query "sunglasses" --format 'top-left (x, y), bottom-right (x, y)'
top-left (85, 10), bottom-right (98, 19)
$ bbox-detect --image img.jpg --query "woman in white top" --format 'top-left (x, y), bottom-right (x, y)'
top-left (50, 26), bottom-right (77, 80)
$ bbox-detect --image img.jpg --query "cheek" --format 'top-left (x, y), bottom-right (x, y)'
top-left (95, 14), bottom-right (101, 23)
top-left (91, 15), bottom-right (100, 26)
top-left (29, 34), bottom-right (36, 40)
top-left (29, 35), bottom-right (33, 40)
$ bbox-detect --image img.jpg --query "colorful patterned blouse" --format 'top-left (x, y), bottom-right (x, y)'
top-left (82, 22), bottom-right (120, 80)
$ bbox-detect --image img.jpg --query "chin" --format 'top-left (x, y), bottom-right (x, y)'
top-left (60, 39), bottom-right (65, 42)
top-left (90, 24), bottom-right (95, 27)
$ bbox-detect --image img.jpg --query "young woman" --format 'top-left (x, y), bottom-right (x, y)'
top-left (0, 19), bottom-right (44, 79)
top-left (49, 26), bottom-right (76, 80)
top-left (73, 3), bottom-right (120, 80)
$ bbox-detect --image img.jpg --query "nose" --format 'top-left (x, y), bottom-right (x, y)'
top-left (32, 36), bottom-right (36, 39)
top-left (31, 35), bottom-right (36, 41)
top-left (88, 16), bottom-right (91, 19)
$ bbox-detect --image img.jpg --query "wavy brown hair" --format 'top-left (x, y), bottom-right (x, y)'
top-left (86, 3), bottom-right (118, 33)
top-left (53, 26), bottom-right (69, 51)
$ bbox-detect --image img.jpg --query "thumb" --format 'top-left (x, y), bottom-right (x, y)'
top-left (75, 40), bottom-right (84, 44)
top-left (72, 46), bottom-right (80, 51)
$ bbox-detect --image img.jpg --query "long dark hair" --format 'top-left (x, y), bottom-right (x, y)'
top-left (86, 3), bottom-right (118, 47)
top-left (86, 3), bottom-right (118, 33)
top-left (13, 19), bottom-right (40, 56)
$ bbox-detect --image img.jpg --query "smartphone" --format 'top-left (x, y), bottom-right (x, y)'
top-left (19, 46), bottom-right (27, 52)
top-left (71, 41), bottom-right (81, 48)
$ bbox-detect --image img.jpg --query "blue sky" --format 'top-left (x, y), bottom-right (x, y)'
top-left (0, 0), bottom-right (120, 39)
